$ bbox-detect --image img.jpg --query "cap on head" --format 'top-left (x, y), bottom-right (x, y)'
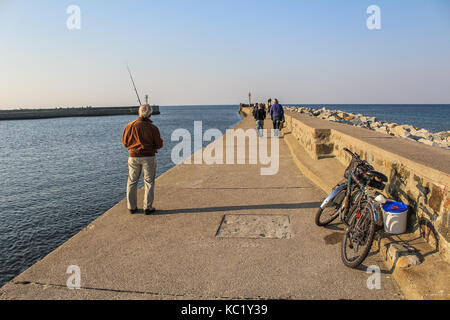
top-left (139, 104), bottom-right (153, 118)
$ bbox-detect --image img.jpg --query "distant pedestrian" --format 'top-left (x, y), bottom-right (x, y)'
top-left (122, 104), bottom-right (163, 215)
top-left (253, 103), bottom-right (266, 137)
top-left (267, 99), bottom-right (273, 118)
top-left (269, 98), bottom-right (284, 137)
top-left (252, 103), bottom-right (258, 118)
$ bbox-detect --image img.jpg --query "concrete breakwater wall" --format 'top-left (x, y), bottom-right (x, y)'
top-left (273, 108), bottom-right (449, 262)
top-left (284, 106), bottom-right (449, 150)
top-left (0, 105), bottom-right (160, 121)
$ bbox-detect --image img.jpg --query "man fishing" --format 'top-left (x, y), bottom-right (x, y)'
top-left (122, 104), bottom-right (163, 215)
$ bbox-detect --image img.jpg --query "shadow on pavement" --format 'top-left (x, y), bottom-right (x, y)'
top-left (152, 202), bottom-right (322, 215)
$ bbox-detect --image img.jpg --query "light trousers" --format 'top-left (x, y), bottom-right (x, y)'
top-left (126, 156), bottom-right (156, 210)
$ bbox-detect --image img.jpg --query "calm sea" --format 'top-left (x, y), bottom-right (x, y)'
top-left (0, 104), bottom-right (448, 287)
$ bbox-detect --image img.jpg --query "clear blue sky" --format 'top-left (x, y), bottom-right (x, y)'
top-left (0, 0), bottom-right (449, 108)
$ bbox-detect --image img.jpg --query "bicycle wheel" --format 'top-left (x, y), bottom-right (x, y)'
top-left (315, 186), bottom-right (346, 226)
top-left (342, 188), bottom-right (363, 225)
top-left (341, 199), bottom-right (376, 268)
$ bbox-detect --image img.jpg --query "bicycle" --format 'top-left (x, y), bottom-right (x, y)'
top-left (340, 168), bottom-right (387, 268)
top-left (315, 148), bottom-right (386, 227)
top-left (315, 148), bottom-right (388, 268)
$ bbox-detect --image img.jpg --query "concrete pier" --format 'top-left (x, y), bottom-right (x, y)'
top-left (0, 113), bottom-right (405, 299)
top-left (0, 105), bottom-right (160, 121)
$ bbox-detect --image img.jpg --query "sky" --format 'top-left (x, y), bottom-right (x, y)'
top-left (0, 0), bottom-right (449, 109)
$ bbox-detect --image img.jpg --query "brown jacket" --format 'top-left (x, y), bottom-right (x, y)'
top-left (122, 117), bottom-right (163, 157)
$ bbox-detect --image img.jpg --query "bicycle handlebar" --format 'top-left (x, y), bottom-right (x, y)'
top-left (343, 147), bottom-right (360, 159)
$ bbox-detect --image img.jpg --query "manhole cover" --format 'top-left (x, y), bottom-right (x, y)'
top-left (216, 214), bottom-right (291, 239)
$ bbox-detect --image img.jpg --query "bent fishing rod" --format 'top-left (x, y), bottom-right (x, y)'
top-left (127, 65), bottom-right (142, 106)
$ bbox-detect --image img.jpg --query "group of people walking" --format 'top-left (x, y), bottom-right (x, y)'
top-left (252, 98), bottom-right (285, 137)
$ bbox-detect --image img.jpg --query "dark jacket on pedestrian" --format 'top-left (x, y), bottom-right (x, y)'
top-left (269, 103), bottom-right (284, 118)
top-left (253, 108), bottom-right (266, 121)
top-left (251, 106), bottom-right (258, 117)
top-left (122, 117), bottom-right (163, 157)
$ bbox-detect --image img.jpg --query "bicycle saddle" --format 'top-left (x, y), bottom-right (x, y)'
top-left (366, 170), bottom-right (388, 182)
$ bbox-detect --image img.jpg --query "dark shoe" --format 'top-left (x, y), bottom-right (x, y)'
top-left (144, 207), bottom-right (156, 215)
top-left (128, 209), bottom-right (137, 214)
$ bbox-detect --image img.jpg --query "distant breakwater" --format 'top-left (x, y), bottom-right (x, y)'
top-left (0, 105), bottom-right (160, 121)
top-left (284, 106), bottom-right (449, 150)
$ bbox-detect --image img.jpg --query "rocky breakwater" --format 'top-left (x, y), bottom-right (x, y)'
top-left (284, 106), bottom-right (450, 150)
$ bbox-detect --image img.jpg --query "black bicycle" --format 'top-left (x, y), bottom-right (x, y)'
top-left (315, 148), bottom-right (386, 226)
top-left (315, 148), bottom-right (388, 268)
top-left (340, 165), bottom-right (388, 267)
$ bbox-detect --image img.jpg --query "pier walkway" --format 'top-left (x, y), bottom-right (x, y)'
top-left (0, 115), bottom-right (402, 299)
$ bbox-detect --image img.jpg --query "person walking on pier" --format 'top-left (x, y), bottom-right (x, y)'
top-left (122, 104), bottom-right (163, 215)
top-left (269, 98), bottom-right (284, 137)
top-left (251, 103), bottom-right (258, 118)
top-left (266, 99), bottom-right (272, 118)
top-left (253, 103), bottom-right (266, 137)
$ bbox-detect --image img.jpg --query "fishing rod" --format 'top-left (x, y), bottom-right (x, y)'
top-left (127, 65), bottom-right (142, 106)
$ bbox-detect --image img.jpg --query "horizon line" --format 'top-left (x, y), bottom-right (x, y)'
top-left (1, 103), bottom-right (450, 111)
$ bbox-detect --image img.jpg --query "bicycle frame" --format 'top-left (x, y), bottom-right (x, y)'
top-left (345, 186), bottom-right (382, 228)
top-left (338, 173), bottom-right (367, 226)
